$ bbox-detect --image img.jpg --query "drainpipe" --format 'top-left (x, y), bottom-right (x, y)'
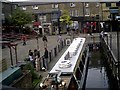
top-left (117, 2), bottom-right (120, 85)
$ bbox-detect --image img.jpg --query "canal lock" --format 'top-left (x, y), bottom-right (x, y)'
top-left (83, 43), bottom-right (119, 90)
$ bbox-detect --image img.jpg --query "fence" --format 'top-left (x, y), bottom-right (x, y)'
top-left (100, 36), bottom-right (120, 88)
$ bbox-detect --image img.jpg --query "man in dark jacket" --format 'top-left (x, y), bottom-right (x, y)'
top-left (44, 48), bottom-right (48, 70)
top-left (42, 35), bottom-right (48, 48)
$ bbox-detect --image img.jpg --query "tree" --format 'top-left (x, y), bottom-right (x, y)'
top-left (9, 7), bottom-right (33, 33)
top-left (60, 10), bottom-right (72, 26)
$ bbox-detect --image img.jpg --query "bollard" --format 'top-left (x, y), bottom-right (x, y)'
top-left (54, 47), bottom-right (57, 56)
top-left (40, 56), bottom-right (45, 71)
top-left (51, 50), bottom-right (53, 61)
top-left (61, 41), bottom-right (63, 48)
top-left (64, 39), bottom-right (66, 46)
top-left (60, 41), bottom-right (62, 50)
top-left (58, 45), bottom-right (60, 52)
top-left (49, 52), bottom-right (52, 62)
top-left (56, 46), bottom-right (58, 56)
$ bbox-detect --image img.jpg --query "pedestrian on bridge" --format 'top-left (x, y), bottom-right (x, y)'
top-left (42, 35), bottom-right (48, 48)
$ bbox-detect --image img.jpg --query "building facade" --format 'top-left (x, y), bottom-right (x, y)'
top-left (2, 1), bottom-right (120, 34)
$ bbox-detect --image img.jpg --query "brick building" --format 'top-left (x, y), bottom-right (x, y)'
top-left (2, 1), bottom-right (120, 34)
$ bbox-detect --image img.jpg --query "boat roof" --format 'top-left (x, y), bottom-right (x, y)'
top-left (49, 37), bottom-right (86, 75)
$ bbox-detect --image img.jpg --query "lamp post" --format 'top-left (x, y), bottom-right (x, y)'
top-left (36, 36), bottom-right (39, 50)
top-left (96, 2), bottom-right (101, 33)
top-left (55, 74), bottom-right (59, 90)
top-left (58, 18), bottom-right (61, 34)
top-left (58, 10), bottom-right (61, 34)
top-left (116, 2), bottom-right (120, 85)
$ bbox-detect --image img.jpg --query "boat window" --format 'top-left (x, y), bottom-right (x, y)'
top-left (68, 75), bottom-right (78, 90)
top-left (75, 68), bottom-right (82, 80)
top-left (82, 54), bottom-right (85, 64)
top-left (83, 49), bottom-right (87, 57)
top-left (79, 61), bottom-right (84, 72)
top-left (60, 73), bottom-right (72, 76)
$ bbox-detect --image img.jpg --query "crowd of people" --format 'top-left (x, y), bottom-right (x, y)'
top-left (27, 34), bottom-right (49, 71)
top-left (27, 34), bottom-right (64, 71)
top-left (82, 22), bottom-right (97, 35)
top-left (28, 49), bottom-right (40, 71)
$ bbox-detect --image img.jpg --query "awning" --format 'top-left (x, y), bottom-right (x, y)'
top-left (33, 22), bottom-right (41, 26)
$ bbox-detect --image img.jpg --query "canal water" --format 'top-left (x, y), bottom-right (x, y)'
top-left (84, 44), bottom-right (119, 90)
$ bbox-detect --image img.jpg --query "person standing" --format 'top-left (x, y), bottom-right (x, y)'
top-left (35, 56), bottom-right (40, 71)
top-left (57, 34), bottom-right (62, 44)
top-left (28, 50), bottom-right (34, 67)
top-left (44, 48), bottom-right (49, 70)
top-left (33, 49), bottom-right (40, 68)
top-left (42, 35), bottom-right (48, 48)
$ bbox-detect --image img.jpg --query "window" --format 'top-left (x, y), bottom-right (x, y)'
top-left (2, 4), bottom-right (4, 9)
top-left (43, 16), bottom-right (46, 22)
top-left (2, 13), bottom-right (5, 21)
top-left (55, 4), bottom-right (58, 8)
top-left (14, 5), bottom-right (17, 9)
top-left (96, 3), bottom-right (99, 8)
top-left (70, 3), bottom-right (76, 7)
top-left (39, 15), bottom-right (46, 23)
top-left (85, 8), bottom-right (90, 16)
top-left (106, 3), bottom-right (111, 7)
top-left (111, 3), bottom-right (116, 7)
top-left (22, 6), bottom-right (26, 10)
top-left (85, 3), bottom-right (89, 8)
top-left (70, 10), bottom-right (74, 16)
top-left (52, 4), bottom-right (54, 8)
top-left (52, 4), bottom-right (59, 9)
top-left (75, 10), bottom-right (78, 17)
top-left (52, 13), bottom-right (58, 19)
top-left (70, 10), bottom-right (72, 16)
top-left (32, 5), bottom-right (38, 10)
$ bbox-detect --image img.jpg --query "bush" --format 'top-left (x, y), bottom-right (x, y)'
top-left (52, 32), bottom-right (56, 35)
top-left (23, 63), bottom-right (39, 79)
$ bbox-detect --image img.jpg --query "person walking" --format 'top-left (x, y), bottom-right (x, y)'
top-left (42, 35), bottom-right (48, 48)
top-left (21, 34), bottom-right (27, 46)
top-left (44, 48), bottom-right (49, 71)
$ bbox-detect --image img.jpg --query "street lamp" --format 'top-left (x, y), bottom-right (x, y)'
top-left (109, 18), bottom-right (112, 49)
top-left (96, 3), bottom-right (101, 33)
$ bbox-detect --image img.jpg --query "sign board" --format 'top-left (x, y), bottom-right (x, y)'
top-left (116, 16), bottom-right (120, 21)
top-left (110, 9), bottom-right (119, 14)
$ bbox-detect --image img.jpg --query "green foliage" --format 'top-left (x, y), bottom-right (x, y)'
top-left (6, 16), bottom-right (14, 25)
top-left (10, 7), bottom-right (33, 26)
top-left (60, 10), bottom-right (72, 25)
top-left (23, 62), bottom-right (39, 79)
top-left (32, 79), bottom-right (40, 87)
top-left (23, 62), bottom-right (42, 88)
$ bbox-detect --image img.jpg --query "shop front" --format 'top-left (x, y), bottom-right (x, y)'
top-left (42, 23), bottom-right (52, 35)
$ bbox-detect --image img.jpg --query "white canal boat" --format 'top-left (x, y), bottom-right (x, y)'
top-left (40, 37), bottom-right (89, 90)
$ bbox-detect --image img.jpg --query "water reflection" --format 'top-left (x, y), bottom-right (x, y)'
top-left (85, 51), bottom-right (109, 89)
top-left (86, 68), bottom-right (109, 89)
